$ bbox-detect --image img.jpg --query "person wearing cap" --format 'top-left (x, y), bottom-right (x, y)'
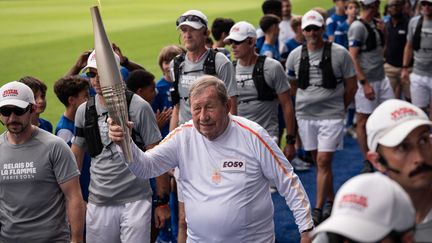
top-left (71, 49), bottom-right (170, 243)
top-left (108, 75), bottom-right (314, 243)
top-left (348, 0), bottom-right (395, 173)
top-left (170, 9), bottom-right (237, 130)
top-left (224, 21), bottom-right (297, 163)
top-left (286, 10), bottom-right (357, 225)
top-left (366, 99), bottom-right (432, 241)
top-left (401, 0), bottom-right (432, 115)
top-left (0, 81), bottom-right (85, 242)
top-left (311, 173), bottom-right (416, 243)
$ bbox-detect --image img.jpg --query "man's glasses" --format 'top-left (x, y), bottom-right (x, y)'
top-left (304, 25), bottom-right (321, 32)
top-left (230, 39), bottom-right (248, 45)
top-left (421, 1), bottom-right (432, 7)
top-left (176, 15), bottom-right (207, 27)
top-left (388, 2), bottom-right (403, 7)
top-left (86, 71), bottom-right (97, 78)
top-left (0, 105), bottom-right (31, 117)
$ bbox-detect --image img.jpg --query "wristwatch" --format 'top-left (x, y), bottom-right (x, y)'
top-left (153, 196), bottom-right (170, 207)
top-left (359, 79), bottom-right (366, 85)
top-left (286, 135), bottom-right (296, 145)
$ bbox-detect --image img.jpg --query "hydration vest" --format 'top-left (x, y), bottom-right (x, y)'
top-left (357, 19), bottom-right (385, 52)
top-left (298, 41), bottom-right (338, 90)
top-left (171, 49), bottom-right (218, 105)
top-left (75, 90), bottom-right (144, 157)
top-left (233, 55), bottom-right (277, 101)
top-left (412, 16), bottom-right (423, 51)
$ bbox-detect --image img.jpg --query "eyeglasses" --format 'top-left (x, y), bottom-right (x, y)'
top-left (86, 71), bottom-right (97, 78)
top-left (230, 39), bottom-right (248, 45)
top-left (421, 1), bottom-right (432, 7)
top-left (304, 25), bottom-right (321, 32)
top-left (0, 105), bottom-right (31, 117)
top-left (176, 15), bottom-right (207, 27)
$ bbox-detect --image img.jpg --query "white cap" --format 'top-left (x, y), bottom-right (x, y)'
top-left (224, 21), bottom-right (257, 43)
top-left (301, 10), bottom-right (324, 30)
top-left (366, 99), bottom-right (432, 152)
top-left (82, 50), bottom-right (120, 72)
top-left (420, 0), bottom-right (432, 3)
top-left (0, 81), bottom-right (36, 109)
top-left (176, 10), bottom-right (208, 30)
top-left (360, 0), bottom-right (380, 5)
top-left (313, 173), bottom-right (415, 242)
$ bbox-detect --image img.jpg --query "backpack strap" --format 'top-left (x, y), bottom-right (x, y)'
top-left (321, 42), bottom-right (338, 89)
top-left (253, 56), bottom-right (277, 101)
top-left (171, 53), bottom-right (185, 106)
top-left (203, 49), bottom-right (218, 75)
top-left (124, 90), bottom-right (146, 151)
top-left (297, 44), bottom-right (310, 90)
top-left (412, 15), bottom-right (423, 51)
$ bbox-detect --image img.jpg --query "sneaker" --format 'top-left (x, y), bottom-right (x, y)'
top-left (346, 126), bottom-right (357, 139)
top-left (322, 201), bottom-right (333, 220)
top-left (312, 208), bottom-right (322, 226)
top-left (291, 157), bottom-right (311, 171)
top-left (360, 160), bottom-right (374, 174)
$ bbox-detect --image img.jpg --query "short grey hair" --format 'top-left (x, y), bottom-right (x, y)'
top-left (189, 75), bottom-right (228, 104)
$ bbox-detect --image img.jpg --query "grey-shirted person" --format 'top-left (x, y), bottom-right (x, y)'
top-left (0, 81), bottom-right (85, 242)
top-left (286, 10), bottom-right (357, 225)
top-left (169, 9), bottom-right (237, 129)
top-left (224, 21), bottom-right (296, 161)
top-left (401, 0), bottom-right (432, 112)
top-left (348, 0), bottom-right (395, 171)
top-left (71, 51), bottom-right (167, 243)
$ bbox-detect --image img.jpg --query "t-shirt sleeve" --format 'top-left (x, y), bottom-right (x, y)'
top-left (51, 138), bottom-right (80, 184)
top-left (348, 21), bottom-right (365, 48)
top-left (215, 52), bottom-right (237, 98)
top-left (265, 58), bottom-right (290, 94)
top-left (130, 94), bottom-right (162, 147)
top-left (72, 102), bottom-right (86, 148)
top-left (286, 47), bottom-right (299, 80)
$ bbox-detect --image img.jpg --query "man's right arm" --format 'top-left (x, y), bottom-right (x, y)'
top-left (71, 144), bottom-right (85, 171)
top-left (169, 104), bottom-right (180, 131)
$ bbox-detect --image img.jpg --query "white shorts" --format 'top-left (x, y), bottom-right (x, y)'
top-left (410, 72), bottom-right (432, 109)
top-left (297, 118), bottom-right (345, 152)
top-left (86, 198), bottom-right (152, 243)
top-left (355, 77), bottom-right (394, 114)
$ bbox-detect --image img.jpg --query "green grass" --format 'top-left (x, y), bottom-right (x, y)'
top-left (0, 0), bottom-right (332, 133)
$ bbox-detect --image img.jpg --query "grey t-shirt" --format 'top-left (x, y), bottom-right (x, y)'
top-left (286, 43), bottom-right (356, 120)
top-left (407, 15), bottom-right (432, 76)
top-left (170, 49), bottom-right (237, 125)
top-left (73, 94), bottom-right (161, 205)
top-left (236, 57), bottom-right (290, 137)
top-left (0, 129), bottom-right (80, 242)
top-left (348, 20), bottom-right (385, 82)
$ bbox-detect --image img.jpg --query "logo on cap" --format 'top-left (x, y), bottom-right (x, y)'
top-left (2, 89), bottom-right (19, 98)
top-left (391, 107), bottom-right (417, 121)
top-left (340, 194), bottom-right (368, 210)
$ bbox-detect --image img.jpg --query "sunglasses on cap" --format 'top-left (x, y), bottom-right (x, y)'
top-left (0, 105), bottom-right (31, 117)
top-left (176, 15), bottom-right (207, 27)
top-left (421, 1), bottom-right (432, 6)
top-left (86, 71), bottom-right (97, 78)
top-left (304, 25), bottom-right (321, 32)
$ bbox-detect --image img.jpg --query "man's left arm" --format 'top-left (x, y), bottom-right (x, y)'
top-left (216, 52), bottom-right (237, 115)
top-left (343, 76), bottom-right (358, 110)
top-left (277, 91), bottom-right (296, 161)
top-left (59, 177), bottom-right (85, 243)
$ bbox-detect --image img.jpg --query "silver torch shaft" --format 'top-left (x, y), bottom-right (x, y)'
top-left (90, 6), bottom-right (133, 163)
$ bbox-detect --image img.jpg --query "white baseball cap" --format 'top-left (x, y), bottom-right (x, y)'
top-left (0, 81), bottom-right (36, 109)
top-left (312, 173), bottom-right (415, 242)
top-left (366, 99), bottom-right (432, 152)
top-left (224, 21), bottom-right (257, 43)
top-left (360, 0), bottom-right (380, 5)
top-left (176, 10), bottom-right (208, 30)
top-left (301, 10), bottom-right (324, 30)
top-left (420, 0), bottom-right (432, 3)
top-left (82, 50), bottom-right (120, 72)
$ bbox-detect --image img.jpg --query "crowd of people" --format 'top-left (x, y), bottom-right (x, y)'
top-left (0, 0), bottom-right (431, 242)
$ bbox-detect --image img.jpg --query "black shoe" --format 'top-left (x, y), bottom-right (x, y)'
top-left (312, 208), bottom-right (322, 226)
top-left (301, 151), bottom-right (314, 165)
top-left (360, 160), bottom-right (374, 174)
top-left (322, 201), bottom-right (333, 220)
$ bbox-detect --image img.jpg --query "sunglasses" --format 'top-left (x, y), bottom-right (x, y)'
top-left (230, 39), bottom-right (248, 45)
top-left (0, 105), bottom-right (31, 117)
top-left (304, 25), bottom-right (321, 32)
top-left (176, 15), bottom-right (207, 27)
top-left (86, 71), bottom-right (97, 78)
top-left (421, 1), bottom-right (432, 6)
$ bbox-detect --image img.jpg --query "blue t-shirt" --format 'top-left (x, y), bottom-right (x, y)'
top-left (151, 77), bottom-right (174, 138)
top-left (260, 43), bottom-right (281, 61)
top-left (281, 38), bottom-right (303, 60)
top-left (38, 118), bottom-right (53, 133)
top-left (326, 14), bottom-right (348, 39)
top-left (55, 115), bottom-right (91, 201)
top-left (334, 20), bottom-right (350, 49)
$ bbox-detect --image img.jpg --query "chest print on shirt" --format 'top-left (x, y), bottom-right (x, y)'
top-left (220, 159), bottom-right (246, 172)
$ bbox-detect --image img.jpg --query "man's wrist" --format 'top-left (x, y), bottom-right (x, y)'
top-left (121, 56), bottom-right (129, 66)
top-left (359, 79), bottom-right (367, 85)
top-left (401, 65), bottom-right (409, 69)
top-left (153, 195), bottom-right (170, 207)
top-left (286, 135), bottom-right (296, 145)
top-left (300, 226), bottom-right (314, 234)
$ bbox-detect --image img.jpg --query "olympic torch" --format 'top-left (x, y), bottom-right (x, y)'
top-left (90, 6), bottom-right (133, 163)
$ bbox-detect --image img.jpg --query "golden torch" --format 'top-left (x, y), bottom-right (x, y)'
top-left (90, 6), bottom-right (133, 163)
